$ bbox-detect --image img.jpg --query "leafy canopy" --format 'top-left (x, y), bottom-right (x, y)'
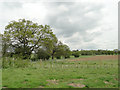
top-left (3, 19), bottom-right (57, 57)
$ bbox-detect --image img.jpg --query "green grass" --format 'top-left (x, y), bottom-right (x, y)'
top-left (2, 56), bottom-right (118, 88)
top-left (0, 57), bottom-right (2, 89)
top-left (49, 55), bottom-right (92, 60)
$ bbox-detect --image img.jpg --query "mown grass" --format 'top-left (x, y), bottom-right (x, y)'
top-left (2, 55), bottom-right (118, 88)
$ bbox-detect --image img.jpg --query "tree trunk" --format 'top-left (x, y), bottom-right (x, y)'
top-left (51, 50), bottom-right (56, 60)
top-left (52, 55), bottom-right (54, 59)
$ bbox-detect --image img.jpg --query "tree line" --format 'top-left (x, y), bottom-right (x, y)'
top-left (72, 49), bottom-right (119, 58)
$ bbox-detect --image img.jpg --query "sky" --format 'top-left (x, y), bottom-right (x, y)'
top-left (0, 0), bottom-right (118, 50)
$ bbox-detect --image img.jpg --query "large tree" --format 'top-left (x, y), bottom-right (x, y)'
top-left (3, 19), bottom-right (57, 58)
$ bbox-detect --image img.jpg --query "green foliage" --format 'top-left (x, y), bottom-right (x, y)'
top-left (73, 49), bottom-right (119, 56)
top-left (65, 55), bottom-right (70, 59)
top-left (56, 56), bottom-right (61, 59)
top-left (54, 41), bottom-right (71, 59)
top-left (30, 54), bottom-right (38, 61)
top-left (72, 51), bottom-right (80, 57)
top-left (3, 19), bottom-right (58, 58)
top-left (36, 48), bottom-right (50, 60)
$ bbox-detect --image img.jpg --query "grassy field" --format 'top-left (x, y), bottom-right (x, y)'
top-left (0, 57), bottom-right (2, 89)
top-left (2, 55), bottom-right (118, 88)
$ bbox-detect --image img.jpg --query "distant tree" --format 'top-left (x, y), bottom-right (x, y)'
top-left (72, 50), bottom-right (80, 57)
top-left (54, 41), bottom-right (71, 59)
top-left (114, 49), bottom-right (118, 55)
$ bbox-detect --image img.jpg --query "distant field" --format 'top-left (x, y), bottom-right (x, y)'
top-left (2, 55), bottom-right (118, 88)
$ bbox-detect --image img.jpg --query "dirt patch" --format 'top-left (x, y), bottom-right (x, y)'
top-left (23, 81), bottom-right (28, 84)
top-left (72, 79), bottom-right (84, 80)
top-left (69, 55), bottom-right (118, 61)
top-left (46, 79), bottom-right (59, 84)
top-left (68, 83), bottom-right (85, 88)
top-left (104, 81), bottom-right (113, 85)
top-left (114, 78), bottom-right (118, 81)
top-left (38, 86), bottom-right (44, 88)
top-left (2, 87), bottom-right (8, 88)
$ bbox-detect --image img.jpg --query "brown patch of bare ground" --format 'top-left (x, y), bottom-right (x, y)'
top-left (23, 81), bottom-right (28, 84)
top-left (70, 55), bottom-right (118, 61)
top-left (46, 79), bottom-right (59, 84)
top-left (38, 86), bottom-right (44, 88)
top-left (68, 83), bottom-right (85, 88)
top-left (72, 79), bottom-right (84, 80)
top-left (2, 87), bottom-right (8, 89)
top-left (114, 78), bottom-right (118, 81)
top-left (104, 81), bottom-right (114, 85)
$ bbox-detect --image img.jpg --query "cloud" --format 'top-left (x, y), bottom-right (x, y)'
top-left (43, 1), bottom-right (118, 50)
top-left (0, 1), bottom-right (47, 33)
top-left (43, 2), bottom-right (105, 50)
top-left (1, 2), bottom-right (23, 9)
top-left (0, 0), bottom-right (118, 50)
top-left (45, 2), bottom-right (103, 37)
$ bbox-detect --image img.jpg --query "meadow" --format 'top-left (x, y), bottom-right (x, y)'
top-left (2, 55), bottom-right (118, 88)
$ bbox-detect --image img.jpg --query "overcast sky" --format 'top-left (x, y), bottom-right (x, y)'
top-left (0, 0), bottom-right (118, 50)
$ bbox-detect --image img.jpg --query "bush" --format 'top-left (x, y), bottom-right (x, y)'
top-left (30, 54), bottom-right (38, 61)
top-left (65, 55), bottom-right (70, 59)
top-left (2, 57), bottom-right (31, 68)
top-left (72, 52), bottom-right (79, 58)
top-left (56, 56), bottom-right (61, 59)
top-left (74, 54), bottom-right (79, 57)
top-left (37, 49), bottom-right (50, 60)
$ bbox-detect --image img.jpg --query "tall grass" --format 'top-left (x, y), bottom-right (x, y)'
top-left (2, 57), bottom-right (32, 68)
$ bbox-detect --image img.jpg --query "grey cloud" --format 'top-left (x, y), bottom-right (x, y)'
top-left (2, 2), bottom-right (23, 9)
top-left (42, 2), bottom-right (105, 50)
top-left (45, 2), bottom-right (103, 39)
top-left (0, 1), bottom-right (116, 50)
top-left (84, 43), bottom-right (98, 50)
top-left (67, 38), bottom-right (98, 50)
